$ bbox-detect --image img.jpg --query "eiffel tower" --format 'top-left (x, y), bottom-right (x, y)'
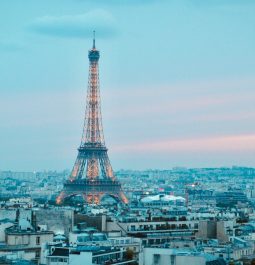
top-left (57, 33), bottom-right (128, 205)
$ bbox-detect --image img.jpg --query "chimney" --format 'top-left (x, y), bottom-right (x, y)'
top-left (15, 209), bottom-right (20, 223)
top-left (31, 211), bottom-right (37, 231)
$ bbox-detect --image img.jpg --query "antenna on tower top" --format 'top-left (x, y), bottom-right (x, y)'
top-left (93, 30), bottom-right (96, 49)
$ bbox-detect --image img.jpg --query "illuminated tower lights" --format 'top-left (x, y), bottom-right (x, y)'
top-left (57, 32), bottom-right (128, 204)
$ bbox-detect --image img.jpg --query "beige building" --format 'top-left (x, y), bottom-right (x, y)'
top-left (0, 218), bottom-right (54, 264)
top-left (197, 220), bottom-right (234, 243)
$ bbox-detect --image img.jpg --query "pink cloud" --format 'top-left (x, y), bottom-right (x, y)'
top-left (104, 76), bottom-right (255, 119)
top-left (187, 111), bottom-right (255, 123)
top-left (112, 134), bottom-right (255, 153)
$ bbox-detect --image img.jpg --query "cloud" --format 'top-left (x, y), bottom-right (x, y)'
top-left (106, 92), bottom-right (251, 119)
top-left (112, 134), bottom-right (255, 153)
top-left (103, 76), bottom-right (255, 120)
top-left (28, 9), bottom-right (119, 39)
top-left (0, 40), bottom-right (25, 52)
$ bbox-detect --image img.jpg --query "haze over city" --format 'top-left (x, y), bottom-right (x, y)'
top-left (0, 0), bottom-right (255, 170)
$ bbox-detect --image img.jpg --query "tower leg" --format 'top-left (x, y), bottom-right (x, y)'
top-left (56, 191), bottom-right (66, 205)
top-left (119, 191), bottom-right (129, 204)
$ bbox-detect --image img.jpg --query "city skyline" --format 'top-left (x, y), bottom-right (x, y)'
top-left (0, 0), bottom-right (255, 170)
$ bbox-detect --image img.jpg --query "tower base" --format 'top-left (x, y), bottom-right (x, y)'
top-left (57, 179), bottom-right (128, 204)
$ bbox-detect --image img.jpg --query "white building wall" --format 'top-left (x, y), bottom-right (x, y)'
top-left (141, 248), bottom-right (211, 265)
top-left (0, 222), bottom-right (13, 242)
top-left (7, 232), bottom-right (53, 247)
top-left (69, 232), bottom-right (78, 244)
top-left (69, 252), bottom-right (93, 265)
top-left (141, 248), bottom-right (176, 265)
top-left (176, 256), bottom-right (206, 265)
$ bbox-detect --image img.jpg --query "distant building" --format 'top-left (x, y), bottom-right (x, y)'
top-left (139, 247), bottom-right (226, 265)
top-left (216, 192), bottom-right (247, 207)
top-left (197, 220), bottom-right (234, 243)
top-left (0, 212), bottom-right (54, 264)
top-left (141, 194), bottom-right (185, 208)
top-left (34, 209), bottom-right (73, 236)
top-left (46, 246), bottom-right (135, 265)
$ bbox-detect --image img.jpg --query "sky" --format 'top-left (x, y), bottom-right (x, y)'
top-left (0, 0), bottom-right (255, 171)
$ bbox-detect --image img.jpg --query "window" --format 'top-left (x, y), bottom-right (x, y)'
top-left (36, 236), bottom-right (40, 245)
top-left (170, 255), bottom-right (175, 265)
top-left (35, 250), bottom-right (40, 258)
top-left (153, 254), bottom-right (160, 264)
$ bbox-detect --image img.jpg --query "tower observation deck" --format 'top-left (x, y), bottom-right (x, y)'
top-left (57, 33), bottom-right (128, 204)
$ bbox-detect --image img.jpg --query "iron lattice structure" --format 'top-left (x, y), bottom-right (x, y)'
top-left (57, 36), bottom-right (128, 204)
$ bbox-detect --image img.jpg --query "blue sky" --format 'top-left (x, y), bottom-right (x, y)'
top-left (0, 0), bottom-right (255, 171)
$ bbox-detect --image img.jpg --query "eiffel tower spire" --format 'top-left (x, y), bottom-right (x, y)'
top-left (57, 34), bottom-right (128, 204)
top-left (81, 31), bottom-right (105, 147)
top-left (93, 30), bottom-right (96, 49)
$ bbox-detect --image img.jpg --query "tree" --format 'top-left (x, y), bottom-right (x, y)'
top-left (125, 248), bottom-right (134, 260)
